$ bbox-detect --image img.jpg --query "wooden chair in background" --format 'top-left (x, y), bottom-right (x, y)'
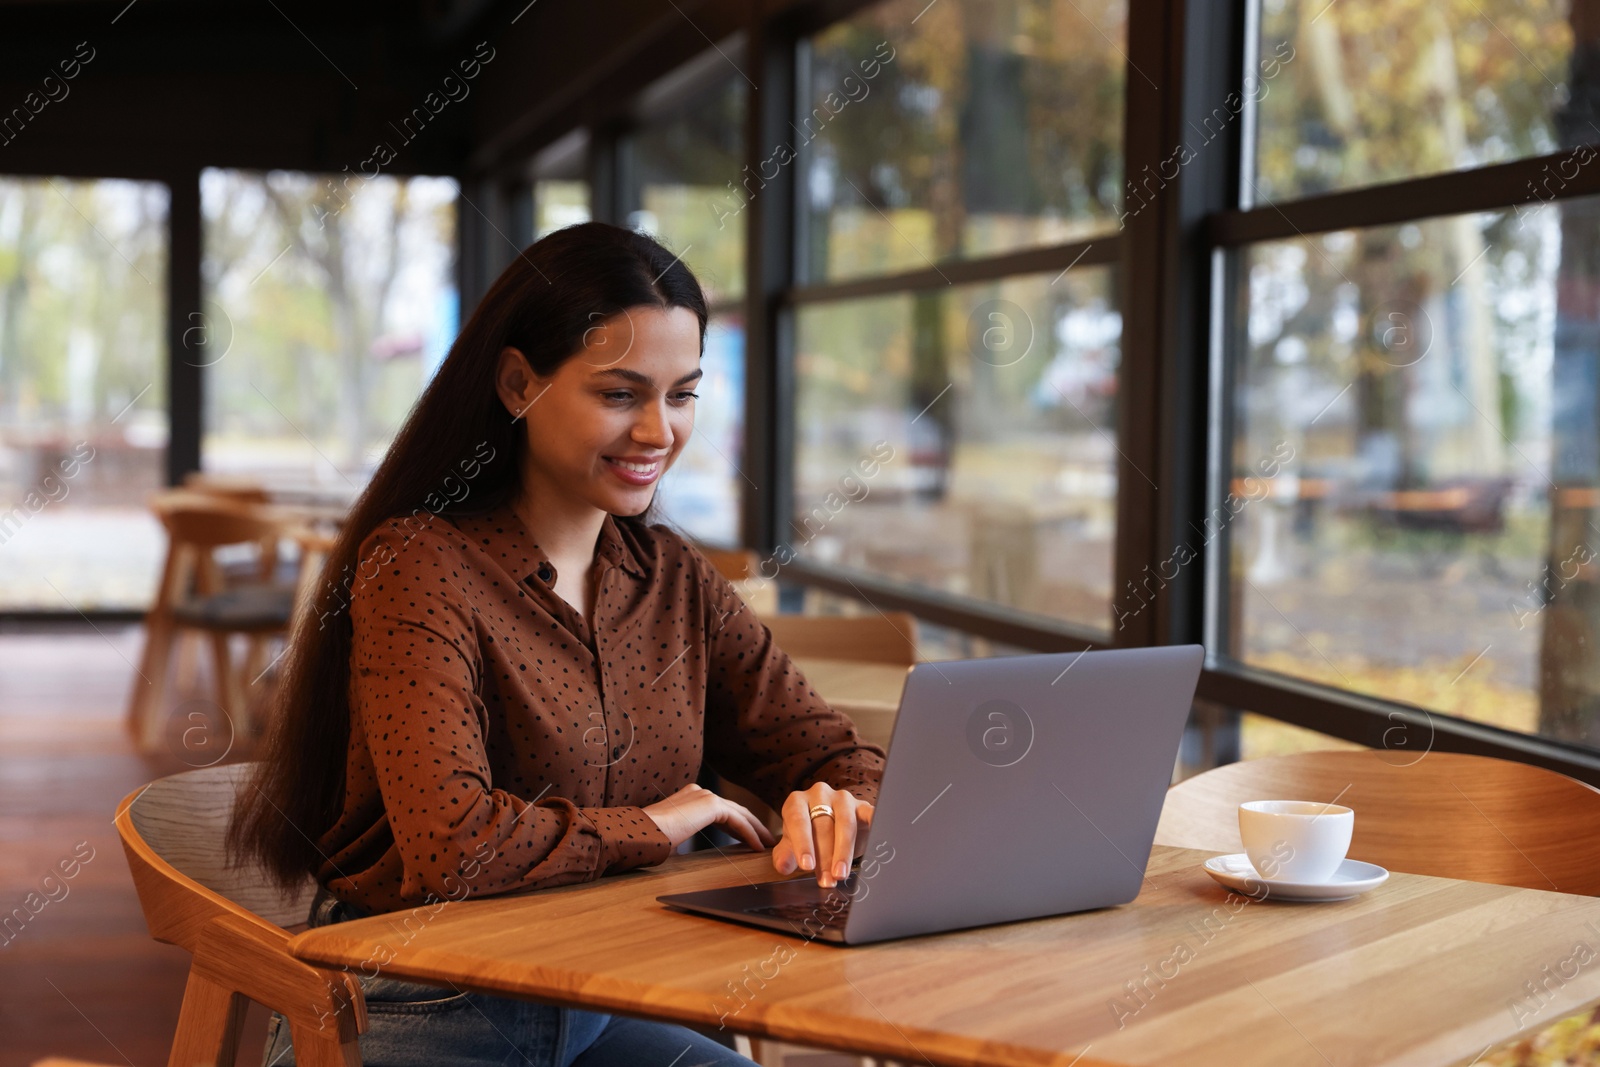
top-left (697, 544), bottom-right (779, 616)
top-left (172, 475), bottom-right (275, 697)
top-left (697, 545), bottom-right (757, 581)
top-left (181, 471), bottom-right (274, 505)
top-left (1158, 749), bottom-right (1600, 1067)
top-left (1156, 749), bottom-right (1600, 894)
top-left (126, 491), bottom-right (305, 752)
top-left (762, 612), bottom-right (918, 667)
top-left (115, 762), bottom-right (366, 1067)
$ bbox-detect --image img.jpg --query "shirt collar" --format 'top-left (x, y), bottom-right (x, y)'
top-left (449, 502), bottom-right (650, 584)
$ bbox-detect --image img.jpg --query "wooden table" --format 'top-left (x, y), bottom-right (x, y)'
top-left (791, 656), bottom-right (908, 750)
top-left (289, 845), bottom-right (1600, 1066)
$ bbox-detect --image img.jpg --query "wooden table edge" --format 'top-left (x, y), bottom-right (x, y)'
top-left (289, 923), bottom-right (1096, 1067)
top-left (285, 846), bottom-right (1600, 1067)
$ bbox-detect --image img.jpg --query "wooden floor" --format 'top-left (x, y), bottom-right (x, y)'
top-left (0, 623), bottom-right (276, 1067)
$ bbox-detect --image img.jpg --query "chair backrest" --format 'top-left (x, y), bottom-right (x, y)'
top-left (698, 545), bottom-right (759, 582)
top-left (116, 762), bottom-right (316, 949)
top-left (116, 765), bottom-right (366, 1065)
top-left (147, 490), bottom-right (288, 600)
top-left (1156, 750), bottom-right (1600, 895)
top-left (182, 471), bottom-right (274, 504)
top-left (764, 612), bottom-right (918, 666)
top-left (152, 489), bottom-right (286, 548)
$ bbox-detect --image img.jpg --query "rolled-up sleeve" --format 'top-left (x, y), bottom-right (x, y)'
top-left (695, 556), bottom-right (887, 813)
top-left (348, 525), bottom-right (673, 902)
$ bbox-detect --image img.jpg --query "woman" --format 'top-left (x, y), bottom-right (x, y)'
top-left (229, 221), bottom-right (886, 1067)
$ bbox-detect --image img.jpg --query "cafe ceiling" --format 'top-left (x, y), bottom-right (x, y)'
top-left (0, 0), bottom-right (741, 180)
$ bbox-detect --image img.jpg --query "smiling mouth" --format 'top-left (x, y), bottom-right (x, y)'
top-left (605, 456), bottom-right (663, 479)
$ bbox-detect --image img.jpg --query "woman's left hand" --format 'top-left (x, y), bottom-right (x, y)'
top-left (772, 783), bottom-right (874, 888)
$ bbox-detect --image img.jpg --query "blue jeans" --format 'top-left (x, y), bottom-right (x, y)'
top-left (261, 891), bottom-right (755, 1067)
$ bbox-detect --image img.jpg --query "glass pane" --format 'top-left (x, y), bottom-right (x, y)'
top-left (627, 68), bottom-right (747, 303)
top-left (1253, 0), bottom-right (1576, 201)
top-left (1240, 713), bottom-right (1364, 761)
top-left (1224, 195), bottom-right (1600, 750)
top-left (535, 180), bottom-right (589, 238)
top-left (0, 177), bottom-right (168, 611)
top-left (788, 586), bottom-right (1036, 657)
top-left (799, 0), bottom-right (1125, 282)
top-left (200, 169), bottom-right (458, 492)
top-left (656, 310), bottom-right (745, 545)
top-left (794, 268), bottom-right (1120, 633)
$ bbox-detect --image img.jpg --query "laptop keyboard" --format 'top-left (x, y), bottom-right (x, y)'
top-left (743, 898), bottom-right (852, 927)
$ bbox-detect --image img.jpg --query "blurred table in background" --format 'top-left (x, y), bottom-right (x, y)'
top-left (183, 472), bottom-right (355, 529)
top-left (792, 656), bottom-right (907, 751)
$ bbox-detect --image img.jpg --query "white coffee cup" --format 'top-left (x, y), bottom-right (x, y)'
top-left (1237, 800), bottom-right (1354, 882)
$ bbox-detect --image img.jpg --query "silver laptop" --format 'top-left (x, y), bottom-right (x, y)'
top-left (658, 645), bottom-right (1204, 945)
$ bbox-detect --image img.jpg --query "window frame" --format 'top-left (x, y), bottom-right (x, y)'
top-left (767, 0), bottom-right (1135, 648)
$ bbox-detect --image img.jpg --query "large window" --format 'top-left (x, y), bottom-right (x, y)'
top-left (788, 0), bottom-right (1126, 636)
top-left (200, 169), bottom-right (458, 492)
top-left (1252, 0), bottom-right (1574, 201)
top-left (1214, 0), bottom-right (1600, 758)
top-left (793, 268), bottom-right (1118, 633)
top-left (624, 45), bottom-right (748, 306)
top-left (489, 0), bottom-right (1600, 776)
top-left (531, 129), bottom-right (590, 239)
top-left (622, 43), bottom-right (750, 546)
top-left (1224, 210), bottom-right (1554, 737)
top-left (0, 177), bottom-right (168, 611)
top-left (799, 0), bottom-right (1125, 281)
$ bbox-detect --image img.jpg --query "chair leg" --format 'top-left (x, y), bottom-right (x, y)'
top-left (744, 1038), bottom-right (786, 1066)
top-left (284, 1020), bottom-right (362, 1067)
top-left (174, 632), bottom-right (203, 695)
top-left (167, 966), bottom-right (248, 1067)
top-left (243, 636), bottom-right (268, 687)
top-left (130, 617), bottom-right (179, 753)
top-left (209, 632), bottom-right (251, 740)
top-left (241, 635), bottom-right (279, 738)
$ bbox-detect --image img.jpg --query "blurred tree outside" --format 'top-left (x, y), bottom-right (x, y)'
top-left (803, 0), bottom-right (1124, 280)
top-left (790, 0), bottom-right (1126, 632)
top-left (1233, 0), bottom-right (1600, 752)
top-left (200, 169), bottom-right (457, 486)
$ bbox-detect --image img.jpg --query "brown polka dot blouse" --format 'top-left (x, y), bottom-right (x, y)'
top-left (315, 502), bottom-right (887, 915)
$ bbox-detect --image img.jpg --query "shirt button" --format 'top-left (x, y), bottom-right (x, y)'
top-left (537, 563), bottom-right (553, 583)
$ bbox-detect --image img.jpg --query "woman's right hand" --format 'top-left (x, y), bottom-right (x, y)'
top-left (644, 783), bottom-right (776, 851)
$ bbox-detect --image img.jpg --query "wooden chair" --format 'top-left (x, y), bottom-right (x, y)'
top-left (1156, 750), bottom-right (1600, 895)
top-left (1161, 750), bottom-right (1600, 1067)
top-left (126, 491), bottom-right (302, 752)
top-left (173, 475), bottom-right (281, 694)
top-left (762, 612), bottom-right (918, 667)
top-left (697, 544), bottom-right (779, 616)
top-left (698, 545), bottom-right (757, 581)
top-left (182, 471), bottom-right (274, 505)
top-left (115, 762), bottom-right (366, 1067)
top-left (758, 611), bottom-right (917, 755)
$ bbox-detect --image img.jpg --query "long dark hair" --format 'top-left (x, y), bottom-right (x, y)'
top-left (228, 221), bottom-right (709, 889)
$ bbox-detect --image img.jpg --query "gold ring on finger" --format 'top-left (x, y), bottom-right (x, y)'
top-left (808, 803), bottom-right (835, 821)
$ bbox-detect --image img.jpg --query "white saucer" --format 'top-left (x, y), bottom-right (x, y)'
top-left (1203, 853), bottom-right (1390, 902)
